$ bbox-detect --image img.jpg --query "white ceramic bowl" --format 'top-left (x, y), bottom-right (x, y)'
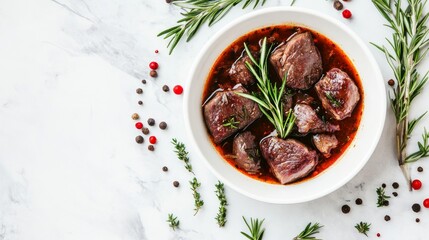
top-left (184, 7), bottom-right (386, 204)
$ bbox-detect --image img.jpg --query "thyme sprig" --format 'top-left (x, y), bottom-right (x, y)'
top-left (372, 0), bottom-right (429, 186)
top-left (190, 177), bottom-right (204, 215)
top-left (325, 92), bottom-right (341, 108)
top-left (376, 187), bottom-right (391, 207)
top-left (167, 213), bottom-right (180, 230)
top-left (172, 138), bottom-right (194, 175)
top-left (215, 181), bottom-right (228, 227)
top-left (293, 222), bottom-right (323, 240)
top-left (158, 0), bottom-right (268, 54)
top-left (236, 37), bottom-right (296, 139)
top-left (241, 217), bottom-right (265, 240)
top-left (354, 222), bottom-right (371, 237)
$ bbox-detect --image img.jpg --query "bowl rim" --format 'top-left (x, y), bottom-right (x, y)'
top-left (183, 6), bottom-right (386, 204)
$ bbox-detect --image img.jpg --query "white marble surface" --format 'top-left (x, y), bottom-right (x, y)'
top-left (1, 0), bottom-right (429, 239)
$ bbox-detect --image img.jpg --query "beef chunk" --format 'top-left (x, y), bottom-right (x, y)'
top-left (295, 93), bottom-right (314, 105)
top-left (293, 103), bottom-right (340, 134)
top-left (232, 131), bottom-right (261, 174)
top-left (270, 32), bottom-right (323, 90)
top-left (283, 93), bottom-right (294, 114)
top-left (260, 137), bottom-right (318, 184)
top-left (203, 86), bottom-right (262, 143)
top-left (312, 134), bottom-right (339, 158)
top-left (229, 53), bottom-right (255, 86)
top-left (315, 68), bottom-right (360, 120)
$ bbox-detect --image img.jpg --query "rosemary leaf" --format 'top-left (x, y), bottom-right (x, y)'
top-left (241, 217), bottom-right (265, 240)
top-left (293, 222), bottom-right (323, 240)
top-left (238, 37), bottom-right (296, 139)
top-left (372, 0), bottom-right (429, 183)
top-left (376, 187), bottom-right (391, 207)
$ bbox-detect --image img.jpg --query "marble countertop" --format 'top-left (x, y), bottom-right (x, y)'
top-left (1, 0), bottom-right (429, 239)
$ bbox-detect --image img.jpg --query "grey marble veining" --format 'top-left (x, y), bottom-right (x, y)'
top-left (1, 0), bottom-right (429, 239)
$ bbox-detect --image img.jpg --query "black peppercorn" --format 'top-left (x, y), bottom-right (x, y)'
top-left (148, 145), bottom-right (155, 151)
top-left (355, 198), bottom-right (363, 205)
top-left (382, 183), bottom-right (386, 188)
top-left (142, 127), bottom-right (150, 135)
top-left (166, 0), bottom-right (172, 3)
top-left (341, 204), bottom-right (350, 214)
top-left (392, 182), bottom-right (399, 189)
top-left (392, 192), bottom-right (398, 197)
top-left (142, 79), bottom-right (147, 84)
top-left (138, 100), bottom-right (143, 105)
top-left (388, 79), bottom-right (395, 86)
top-left (416, 218), bottom-right (420, 223)
top-left (136, 88), bottom-right (143, 94)
top-left (418, 166), bottom-right (424, 172)
top-left (384, 215), bottom-right (391, 221)
top-left (150, 70), bottom-right (158, 78)
top-left (147, 118), bottom-right (155, 126)
top-left (162, 85), bottom-right (170, 92)
top-left (412, 203), bottom-right (421, 213)
top-left (159, 121), bottom-right (167, 130)
top-left (384, 200), bottom-right (390, 206)
top-left (333, 0), bottom-right (343, 10)
top-left (173, 181), bottom-right (179, 187)
top-left (135, 135), bottom-right (144, 144)
top-left (162, 166), bottom-right (168, 172)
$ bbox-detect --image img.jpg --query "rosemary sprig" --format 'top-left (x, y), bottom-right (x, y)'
top-left (215, 181), bottom-right (228, 227)
top-left (236, 37), bottom-right (296, 139)
top-left (325, 92), bottom-right (341, 107)
top-left (376, 187), bottom-right (391, 207)
top-left (241, 217), bottom-right (265, 240)
top-left (167, 213), bottom-right (180, 230)
top-left (172, 138), bottom-right (194, 175)
top-left (190, 177), bottom-right (204, 215)
top-left (354, 222), bottom-right (371, 237)
top-left (222, 116), bottom-right (240, 129)
top-left (372, 0), bottom-right (429, 187)
top-left (293, 222), bottom-right (323, 240)
top-left (158, 0), bottom-right (268, 54)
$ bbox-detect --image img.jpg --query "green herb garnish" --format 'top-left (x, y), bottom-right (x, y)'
top-left (167, 213), bottom-right (180, 230)
top-left (355, 221), bottom-right (371, 237)
top-left (190, 177), bottom-right (204, 215)
top-left (325, 92), bottom-right (341, 107)
top-left (222, 116), bottom-right (240, 129)
top-left (172, 138), bottom-right (194, 174)
top-left (372, 0), bottom-right (429, 186)
top-left (293, 222), bottom-right (323, 240)
top-left (241, 217), bottom-right (265, 240)
top-left (236, 37), bottom-right (296, 139)
top-left (215, 181), bottom-right (228, 227)
top-left (376, 187), bottom-right (391, 207)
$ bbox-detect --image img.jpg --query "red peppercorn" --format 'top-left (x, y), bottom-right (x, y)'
top-left (412, 179), bottom-right (422, 190)
top-left (173, 85), bottom-right (183, 95)
top-left (135, 122), bottom-right (143, 129)
top-left (149, 136), bottom-right (157, 144)
top-left (423, 198), bottom-right (429, 208)
top-left (342, 9), bottom-right (352, 19)
top-left (155, 50), bottom-right (159, 54)
top-left (149, 61), bottom-right (159, 70)
top-left (377, 233), bottom-right (381, 237)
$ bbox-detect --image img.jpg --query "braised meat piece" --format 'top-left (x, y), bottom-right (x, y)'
top-left (312, 134), bottom-right (339, 158)
top-left (260, 137), bottom-right (318, 184)
top-left (232, 131), bottom-right (261, 174)
top-left (293, 103), bottom-right (340, 134)
top-left (203, 86), bottom-right (262, 143)
top-left (295, 93), bottom-right (314, 105)
top-left (229, 53), bottom-right (256, 86)
top-left (270, 32), bottom-right (323, 90)
top-left (283, 93), bottom-right (294, 114)
top-left (315, 68), bottom-right (360, 120)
